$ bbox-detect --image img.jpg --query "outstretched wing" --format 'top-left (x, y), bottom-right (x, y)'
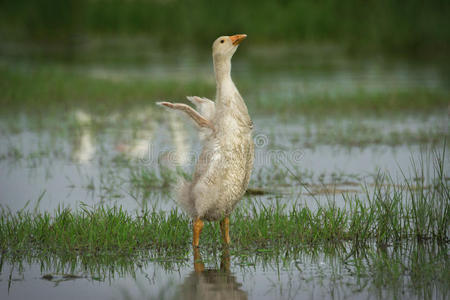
top-left (186, 96), bottom-right (215, 121)
top-left (156, 101), bottom-right (213, 129)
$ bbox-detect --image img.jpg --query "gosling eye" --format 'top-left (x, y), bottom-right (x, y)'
top-left (220, 40), bottom-right (224, 44)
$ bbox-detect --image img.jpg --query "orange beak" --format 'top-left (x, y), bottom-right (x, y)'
top-left (230, 34), bottom-right (247, 46)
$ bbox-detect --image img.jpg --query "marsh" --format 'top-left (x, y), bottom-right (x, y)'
top-left (0, 5), bottom-right (449, 297)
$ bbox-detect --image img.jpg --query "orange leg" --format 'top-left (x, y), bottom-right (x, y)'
top-left (193, 247), bottom-right (205, 272)
top-left (192, 218), bottom-right (204, 247)
top-left (220, 216), bottom-right (231, 245)
top-left (220, 246), bottom-right (230, 272)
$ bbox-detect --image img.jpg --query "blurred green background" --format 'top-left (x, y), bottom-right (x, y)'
top-left (1, 0), bottom-right (449, 55)
top-left (0, 0), bottom-right (448, 115)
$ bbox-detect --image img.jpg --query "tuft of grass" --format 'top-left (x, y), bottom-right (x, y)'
top-left (0, 149), bottom-right (447, 300)
top-left (0, 151), bottom-right (447, 297)
top-left (129, 165), bottom-right (179, 191)
top-left (0, 205), bottom-right (191, 256)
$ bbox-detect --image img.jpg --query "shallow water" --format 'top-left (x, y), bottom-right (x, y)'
top-left (1, 112), bottom-right (447, 299)
top-left (2, 244), bottom-right (447, 300)
top-left (0, 111), bottom-right (447, 213)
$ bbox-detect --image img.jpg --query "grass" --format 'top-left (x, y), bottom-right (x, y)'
top-left (0, 63), bottom-right (448, 116)
top-left (252, 89), bottom-right (450, 117)
top-left (0, 151), bottom-right (447, 256)
top-left (129, 165), bottom-right (180, 192)
top-left (0, 151), bottom-right (448, 298)
top-left (0, 174), bottom-right (448, 297)
top-left (0, 64), bottom-right (214, 115)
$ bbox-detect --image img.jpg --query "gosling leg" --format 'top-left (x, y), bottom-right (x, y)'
top-left (220, 216), bottom-right (231, 245)
top-left (220, 246), bottom-right (230, 272)
top-left (192, 218), bottom-right (204, 248)
top-left (193, 247), bottom-right (205, 272)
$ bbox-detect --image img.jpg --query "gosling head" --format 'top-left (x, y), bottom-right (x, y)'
top-left (212, 34), bottom-right (247, 61)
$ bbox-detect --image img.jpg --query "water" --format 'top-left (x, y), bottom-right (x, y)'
top-left (1, 114), bottom-right (447, 300)
top-left (0, 111), bottom-right (447, 212)
top-left (0, 45), bottom-right (449, 299)
top-left (3, 245), bottom-right (446, 300)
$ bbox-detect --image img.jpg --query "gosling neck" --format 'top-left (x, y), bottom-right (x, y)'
top-left (213, 56), bottom-right (232, 88)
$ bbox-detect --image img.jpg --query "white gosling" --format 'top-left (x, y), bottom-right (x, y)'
top-left (157, 34), bottom-right (254, 247)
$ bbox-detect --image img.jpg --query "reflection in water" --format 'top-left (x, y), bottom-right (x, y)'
top-left (117, 128), bottom-right (154, 160)
top-left (157, 112), bottom-right (192, 169)
top-left (113, 107), bottom-right (191, 167)
top-left (177, 248), bottom-right (247, 300)
top-left (168, 112), bottom-right (191, 167)
top-left (0, 240), bottom-right (447, 299)
top-left (71, 110), bottom-right (95, 163)
top-left (115, 107), bottom-right (157, 160)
